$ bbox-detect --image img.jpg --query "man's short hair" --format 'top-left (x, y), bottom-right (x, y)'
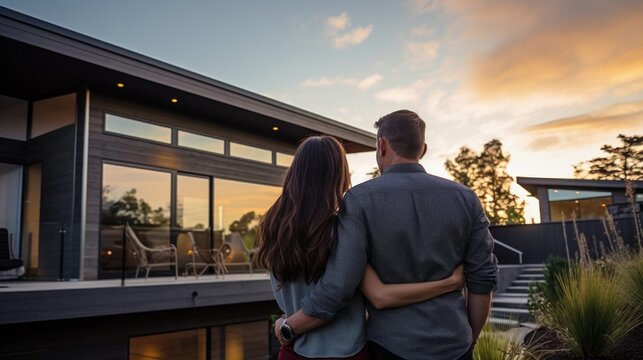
top-left (374, 110), bottom-right (426, 159)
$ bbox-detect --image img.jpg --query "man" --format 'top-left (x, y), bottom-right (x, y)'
top-left (278, 110), bottom-right (498, 359)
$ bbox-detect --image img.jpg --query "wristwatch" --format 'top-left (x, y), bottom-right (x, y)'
top-left (279, 319), bottom-right (297, 342)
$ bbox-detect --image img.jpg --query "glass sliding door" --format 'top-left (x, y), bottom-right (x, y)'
top-left (213, 179), bottom-right (280, 270)
top-left (22, 164), bottom-right (41, 276)
top-left (0, 163), bottom-right (23, 262)
top-left (100, 163), bottom-right (171, 273)
top-left (176, 174), bottom-right (210, 267)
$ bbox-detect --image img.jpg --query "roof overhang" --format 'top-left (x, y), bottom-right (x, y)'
top-left (517, 176), bottom-right (643, 196)
top-left (0, 6), bottom-right (376, 153)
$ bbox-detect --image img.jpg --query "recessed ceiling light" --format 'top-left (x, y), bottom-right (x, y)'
top-left (272, 126), bottom-right (279, 131)
top-left (116, 83), bottom-right (125, 88)
top-left (171, 98), bottom-right (178, 103)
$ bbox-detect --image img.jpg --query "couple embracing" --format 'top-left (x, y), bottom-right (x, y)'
top-left (257, 110), bottom-right (498, 360)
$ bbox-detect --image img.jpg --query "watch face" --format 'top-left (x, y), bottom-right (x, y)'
top-left (280, 324), bottom-right (294, 341)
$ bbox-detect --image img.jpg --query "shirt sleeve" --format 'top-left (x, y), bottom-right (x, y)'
top-left (465, 192), bottom-right (499, 294)
top-left (299, 191), bottom-right (369, 321)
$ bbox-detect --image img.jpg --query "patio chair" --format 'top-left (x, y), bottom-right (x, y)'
top-left (184, 231), bottom-right (227, 279)
top-left (0, 228), bottom-right (24, 280)
top-left (222, 233), bottom-right (259, 274)
top-left (125, 224), bottom-right (178, 280)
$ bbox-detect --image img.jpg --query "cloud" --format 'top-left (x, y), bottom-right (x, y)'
top-left (357, 74), bottom-right (383, 89)
top-left (439, 0), bottom-right (643, 100)
top-left (408, 0), bottom-right (440, 15)
top-left (524, 100), bottom-right (643, 150)
top-left (375, 80), bottom-right (427, 103)
top-left (405, 41), bottom-right (439, 65)
top-left (334, 25), bottom-right (373, 48)
top-left (410, 25), bottom-right (432, 37)
top-left (325, 12), bottom-right (349, 35)
top-left (324, 12), bottom-right (373, 48)
top-left (302, 73), bottom-right (382, 90)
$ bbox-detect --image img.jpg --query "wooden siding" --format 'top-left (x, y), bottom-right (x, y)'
top-left (83, 93), bottom-right (291, 279)
top-left (24, 125), bottom-right (77, 280)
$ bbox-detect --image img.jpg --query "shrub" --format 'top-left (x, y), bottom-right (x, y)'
top-left (528, 256), bottom-right (573, 326)
top-left (545, 267), bottom-right (641, 359)
top-left (617, 254), bottom-right (643, 314)
top-left (473, 322), bottom-right (541, 360)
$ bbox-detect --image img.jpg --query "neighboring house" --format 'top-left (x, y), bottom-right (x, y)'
top-left (517, 177), bottom-right (643, 222)
top-left (489, 177), bottom-right (643, 265)
top-left (0, 7), bottom-right (375, 359)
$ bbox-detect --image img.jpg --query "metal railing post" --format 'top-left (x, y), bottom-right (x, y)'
top-left (121, 223), bottom-right (128, 287)
top-left (58, 223), bottom-right (66, 281)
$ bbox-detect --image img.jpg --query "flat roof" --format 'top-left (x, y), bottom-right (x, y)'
top-left (0, 6), bottom-right (376, 153)
top-left (517, 176), bottom-right (643, 196)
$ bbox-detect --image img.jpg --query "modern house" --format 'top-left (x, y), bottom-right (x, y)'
top-left (0, 7), bottom-right (375, 359)
top-left (517, 176), bottom-right (643, 222)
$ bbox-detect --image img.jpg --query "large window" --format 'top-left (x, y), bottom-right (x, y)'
top-left (100, 162), bottom-right (282, 275)
top-left (276, 152), bottom-right (294, 167)
top-left (549, 189), bottom-right (612, 221)
top-left (178, 130), bottom-right (225, 155)
top-left (130, 329), bottom-right (206, 360)
top-left (105, 113), bottom-right (172, 144)
top-left (129, 321), bottom-right (268, 360)
top-left (214, 179), bottom-right (280, 268)
top-left (101, 164), bottom-right (171, 272)
top-left (230, 142), bottom-right (272, 164)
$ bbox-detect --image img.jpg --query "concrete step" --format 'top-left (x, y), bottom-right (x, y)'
top-left (496, 292), bottom-right (528, 298)
top-left (491, 307), bottom-right (531, 322)
top-left (506, 286), bottom-right (530, 293)
top-left (522, 264), bottom-right (545, 268)
top-left (512, 279), bottom-right (545, 285)
top-left (492, 297), bottom-right (529, 309)
top-left (488, 317), bottom-right (521, 328)
top-left (518, 274), bottom-right (545, 279)
top-left (522, 267), bottom-right (545, 273)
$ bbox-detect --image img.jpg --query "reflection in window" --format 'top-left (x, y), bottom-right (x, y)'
top-left (178, 130), bottom-right (225, 155)
top-left (130, 329), bottom-right (206, 360)
top-left (230, 142), bottom-right (272, 164)
top-left (105, 113), bottom-right (172, 144)
top-left (100, 164), bottom-right (171, 272)
top-left (550, 196), bottom-right (613, 221)
top-left (211, 321), bottom-right (269, 360)
top-left (213, 179), bottom-right (280, 268)
top-left (31, 93), bottom-right (76, 138)
top-left (276, 152), bottom-right (294, 167)
top-left (177, 175), bottom-right (210, 267)
top-left (548, 189), bottom-right (612, 202)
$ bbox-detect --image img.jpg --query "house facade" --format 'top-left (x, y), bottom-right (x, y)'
top-left (517, 176), bottom-right (643, 222)
top-left (0, 7), bottom-right (375, 359)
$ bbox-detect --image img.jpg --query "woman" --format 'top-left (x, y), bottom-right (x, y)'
top-left (258, 136), bottom-right (463, 359)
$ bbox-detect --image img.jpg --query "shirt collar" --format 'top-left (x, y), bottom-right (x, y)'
top-left (382, 162), bottom-right (426, 175)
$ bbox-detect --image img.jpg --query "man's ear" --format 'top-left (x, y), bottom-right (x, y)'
top-left (419, 143), bottom-right (427, 159)
top-left (378, 137), bottom-right (387, 157)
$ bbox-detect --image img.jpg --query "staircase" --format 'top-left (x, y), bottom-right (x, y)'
top-left (490, 264), bottom-right (544, 329)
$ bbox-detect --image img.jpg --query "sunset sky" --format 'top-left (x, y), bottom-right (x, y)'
top-left (3, 0), bottom-right (642, 222)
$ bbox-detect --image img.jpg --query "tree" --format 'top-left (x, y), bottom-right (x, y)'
top-left (367, 167), bottom-right (381, 178)
top-left (445, 139), bottom-right (525, 225)
top-left (573, 134), bottom-right (643, 181)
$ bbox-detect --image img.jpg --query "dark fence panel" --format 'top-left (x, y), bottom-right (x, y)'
top-left (490, 217), bottom-right (640, 264)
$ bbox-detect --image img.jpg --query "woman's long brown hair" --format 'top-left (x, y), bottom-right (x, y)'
top-left (257, 136), bottom-right (351, 285)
